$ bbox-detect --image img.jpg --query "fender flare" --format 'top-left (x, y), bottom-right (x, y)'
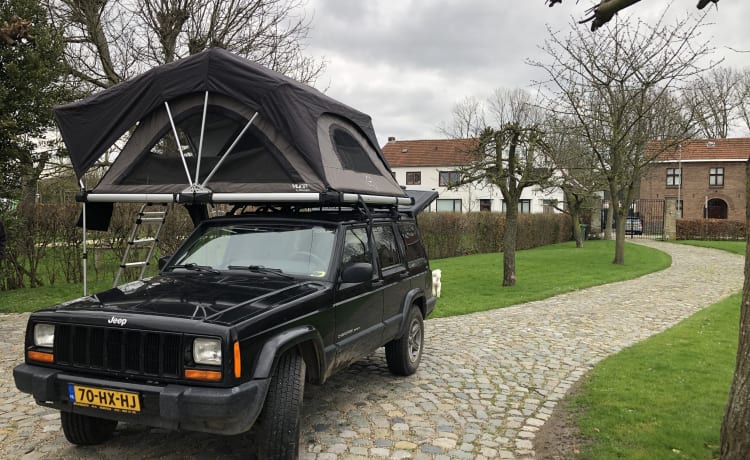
top-left (396, 288), bottom-right (426, 337)
top-left (251, 326), bottom-right (325, 380)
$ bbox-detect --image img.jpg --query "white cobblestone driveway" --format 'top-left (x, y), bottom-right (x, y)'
top-left (0, 241), bottom-right (743, 459)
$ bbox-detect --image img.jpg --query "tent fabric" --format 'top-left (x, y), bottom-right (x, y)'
top-left (54, 48), bottom-right (406, 199)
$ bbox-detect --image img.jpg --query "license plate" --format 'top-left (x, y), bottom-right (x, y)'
top-left (68, 384), bottom-right (141, 414)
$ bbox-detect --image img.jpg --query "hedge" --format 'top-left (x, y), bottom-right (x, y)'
top-left (676, 218), bottom-right (745, 241)
top-left (417, 212), bottom-right (572, 260)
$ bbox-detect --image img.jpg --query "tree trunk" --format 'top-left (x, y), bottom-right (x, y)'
top-left (570, 207), bottom-right (583, 248)
top-left (503, 203), bottom-right (518, 286)
top-left (604, 207), bottom-right (613, 240)
top-left (613, 210), bottom-right (625, 265)
top-left (720, 161), bottom-right (750, 457)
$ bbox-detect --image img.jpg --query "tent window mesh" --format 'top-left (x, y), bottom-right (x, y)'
top-left (119, 108), bottom-right (291, 185)
top-left (331, 127), bottom-right (380, 174)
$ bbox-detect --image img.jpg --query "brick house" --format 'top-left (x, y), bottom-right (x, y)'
top-left (640, 138), bottom-right (750, 221)
top-left (381, 137), bottom-right (564, 213)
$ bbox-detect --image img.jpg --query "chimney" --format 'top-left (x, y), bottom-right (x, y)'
top-left (387, 136), bottom-right (396, 142)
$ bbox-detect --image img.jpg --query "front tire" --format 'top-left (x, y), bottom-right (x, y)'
top-left (256, 351), bottom-right (306, 459)
top-left (60, 411), bottom-right (117, 445)
top-left (385, 307), bottom-right (424, 376)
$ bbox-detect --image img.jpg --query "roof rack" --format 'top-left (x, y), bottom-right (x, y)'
top-left (75, 190), bottom-right (414, 207)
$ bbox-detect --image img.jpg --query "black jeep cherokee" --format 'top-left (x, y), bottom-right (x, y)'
top-left (14, 205), bottom-right (436, 458)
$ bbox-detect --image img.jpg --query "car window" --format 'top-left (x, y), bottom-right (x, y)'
top-left (170, 223), bottom-right (336, 277)
top-left (398, 222), bottom-right (426, 262)
top-left (372, 225), bottom-right (402, 269)
top-left (342, 227), bottom-right (371, 267)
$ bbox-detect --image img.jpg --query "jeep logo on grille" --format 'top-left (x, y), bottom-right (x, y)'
top-left (107, 316), bottom-right (127, 326)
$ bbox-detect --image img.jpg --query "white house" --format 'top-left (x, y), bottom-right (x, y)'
top-left (382, 137), bottom-right (564, 213)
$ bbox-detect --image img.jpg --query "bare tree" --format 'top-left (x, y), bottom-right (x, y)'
top-left (438, 96), bottom-right (485, 139)
top-left (684, 67), bottom-right (744, 138)
top-left (545, 116), bottom-right (605, 248)
top-left (722, 65), bottom-right (750, 460)
top-left (446, 89), bottom-right (554, 286)
top-left (46, 0), bottom-right (325, 90)
top-left (545, 0), bottom-right (719, 31)
top-left (737, 68), bottom-right (750, 134)
top-left (532, 10), bottom-right (712, 264)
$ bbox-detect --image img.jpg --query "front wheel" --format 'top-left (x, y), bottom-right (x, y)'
top-left (385, 307), bottom-right (424, 376)
top-left (256, 351), bottom-right (306, 459)
top-left (60, 411), bottom-right (118, 445)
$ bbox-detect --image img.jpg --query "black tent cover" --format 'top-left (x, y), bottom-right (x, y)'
top-left (54, 48), bottom-right (406, 201)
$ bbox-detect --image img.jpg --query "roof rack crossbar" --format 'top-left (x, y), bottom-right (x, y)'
top-left (78, 191), bottom-right (414, 206)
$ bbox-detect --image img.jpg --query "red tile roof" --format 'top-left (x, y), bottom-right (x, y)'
top-left (381, 138), bottom-right (476, 167)
top-left (652, 138), bottom-right (750, 162)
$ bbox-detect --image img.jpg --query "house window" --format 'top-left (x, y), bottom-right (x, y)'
top-left (479, 199), bottom-right (492, 212)
top-left (709, 167), bottom-right (724, 186)
top-left (677, 199), bottom-right (683, 219)
top-left (438, 171), bottom-right (461, 187)
top-left (406, 171), bottom-right (421, 185)
top-left (543, 199), bottom-right (558, 214)
top-left (436, 199), bottom-right (462, 212)
top-left (391, 171), bottom-right (397, 180)
top-left (501, 199), bottom-right (531, 214)
top-left (519, 199), bottom-right (531, 214)
top-left (666, 168), bottom-right (681, 187)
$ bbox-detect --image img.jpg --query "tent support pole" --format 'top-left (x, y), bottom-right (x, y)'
top-left (164, 101), bottom-right (195, 186)
top-left (194, 91), bottom-right (209, 184)
top-left (79, 180), bottom-right (88, 296)
top-left (201, 112), bottom-right (259, 187)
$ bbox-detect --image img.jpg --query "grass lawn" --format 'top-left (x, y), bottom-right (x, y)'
top-left (0, 278), bottom-right (116, 313)
top-left (572, 293), bottom-right (739, 460)
top-left (2, 239), bottom-right (670, 315)
top-left (430, 239), bottom-right (672, 318)
top-left (674, 239), bottom-right (745, 255)
top-left (569, 239), bottom-right (744, 459)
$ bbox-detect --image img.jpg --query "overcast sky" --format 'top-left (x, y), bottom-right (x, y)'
top-left (303, 1), bottom-right (750, 146)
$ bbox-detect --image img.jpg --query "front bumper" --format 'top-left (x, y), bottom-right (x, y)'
top-left (13, 363), bottom-right (270, 435)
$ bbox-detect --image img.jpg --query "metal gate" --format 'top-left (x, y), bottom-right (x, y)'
top-left (627, 199), bottom-right (665, 239)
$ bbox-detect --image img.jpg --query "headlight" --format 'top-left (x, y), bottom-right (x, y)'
top-left (33, 323), bottom-right (55, 348)
top-left (193, 338), bottom-right (222, 365)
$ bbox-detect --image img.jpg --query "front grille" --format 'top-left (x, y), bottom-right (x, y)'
top-left (54, 324), bottom-right (183, 378)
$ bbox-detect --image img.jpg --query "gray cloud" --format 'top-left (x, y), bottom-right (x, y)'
top-left (305, 1), bottom-right (750, 145)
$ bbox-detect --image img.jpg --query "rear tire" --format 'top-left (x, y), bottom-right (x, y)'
top-left (385, 307), bottom-right (424, 376)
top-left (60, 411), bottom-right (117, 445)
top-left (256, 351), bottom-right (306, 459)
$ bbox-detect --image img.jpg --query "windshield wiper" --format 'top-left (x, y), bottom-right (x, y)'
top-left (170, 263), bottom-right (220, 275)
top-left (226, 265), bottom-right (294, 279)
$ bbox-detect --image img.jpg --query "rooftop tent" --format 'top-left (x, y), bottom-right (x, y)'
top-left (54, 48), bottom-right (408, 204)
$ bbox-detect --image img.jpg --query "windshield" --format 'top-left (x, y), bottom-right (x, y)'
top-left (167, 223), bottom-right (336, 278)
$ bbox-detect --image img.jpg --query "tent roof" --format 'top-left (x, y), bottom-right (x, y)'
top-left (54, 48), bottom-right (386, 182)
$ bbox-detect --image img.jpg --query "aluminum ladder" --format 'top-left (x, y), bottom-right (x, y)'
top-left (113, 203), bottom-right (169, 287)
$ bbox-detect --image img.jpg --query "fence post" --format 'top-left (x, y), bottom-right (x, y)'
top-left (664, 197), bottom-right (677, 240)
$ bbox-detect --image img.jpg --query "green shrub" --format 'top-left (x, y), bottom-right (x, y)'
top-left (676, 218), bottom-right (745, 240)
top-left (418, 212), bottom-right (571, 259)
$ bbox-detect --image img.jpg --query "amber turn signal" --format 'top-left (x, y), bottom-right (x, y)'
top-left (184, 369), bottom-right (222, 382)
top-left (28, 350), bottom-right (54, 363)
top-left (233, 341), bottom-right (241, 378)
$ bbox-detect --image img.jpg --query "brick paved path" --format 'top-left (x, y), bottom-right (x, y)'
top-left (0, 241), bottom-right (743, 459)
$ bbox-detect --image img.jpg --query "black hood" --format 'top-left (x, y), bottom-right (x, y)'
top-left (51, 273), bottom-right (328, 325)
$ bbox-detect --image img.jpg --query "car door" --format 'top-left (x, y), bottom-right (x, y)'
top-left (332, 226), bottom-right (384, 368)
top-left (372, 223), bottom-right (412, 341)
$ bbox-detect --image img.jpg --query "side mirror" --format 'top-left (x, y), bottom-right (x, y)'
top-left (340, 262), bottom-right (373, 284)
top-left (158, 256), bottom-right (171, 271)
